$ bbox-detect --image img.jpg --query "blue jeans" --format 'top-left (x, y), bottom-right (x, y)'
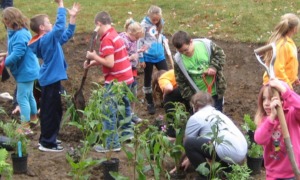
top-left (103, 83), bottom-right (132, 149)
top-left (17, 81), bottom-right (38, 122)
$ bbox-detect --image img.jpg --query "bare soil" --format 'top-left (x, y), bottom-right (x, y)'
top-left (0, 33), bottom-right (270, 179)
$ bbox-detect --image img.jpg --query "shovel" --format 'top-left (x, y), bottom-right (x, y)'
top-left (73, 26), bottom-right (100, 111)
top-left (254, 43), bottom-right (300, 179)
top-left (163, 39), bottom-right (174, 68)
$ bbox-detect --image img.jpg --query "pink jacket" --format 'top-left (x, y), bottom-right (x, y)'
top-left (254, 88), bottom-right (300, 180)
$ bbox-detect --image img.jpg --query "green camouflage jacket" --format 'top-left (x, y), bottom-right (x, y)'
top-left (174, 38), bottom-right (227, 101)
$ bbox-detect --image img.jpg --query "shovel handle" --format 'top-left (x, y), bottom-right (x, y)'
top-left (86, 26), bottom-right (100, 65)
top-left (254, 44), bottom-right (273, 55)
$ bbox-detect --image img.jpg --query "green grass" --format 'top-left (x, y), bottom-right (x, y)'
top-left (1, 0), bottom-right (300, 44)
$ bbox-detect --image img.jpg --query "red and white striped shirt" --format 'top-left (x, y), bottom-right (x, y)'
top-left (99, 27), bottom-right (133, 85)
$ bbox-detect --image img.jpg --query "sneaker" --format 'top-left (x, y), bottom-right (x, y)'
top-left (94, 144), bottom-right (121, 153)
top-left (56, 139), bottom-right (62, 145)
top-left (147, 104), bottom-right (156, 115)
top-left (131, 114), bottom-right (142, 124)
top-left (37, 139), bottom-right (62, 147)
top-left (39, 145), bottom-right (64, 152)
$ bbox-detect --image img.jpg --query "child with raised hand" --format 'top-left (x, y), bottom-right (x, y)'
top-left (138, 5), bottom-right (169, 115)
top-left (263, 13), bottom-right (300, 89)
top-left (119, 18), bottom-right (144, 123)
top-left (1, 7), bottom-right (40, 135)
top-left (28, 0), bottom-right (80, 152)
top-left (254, 78), bottom-right (300, 180)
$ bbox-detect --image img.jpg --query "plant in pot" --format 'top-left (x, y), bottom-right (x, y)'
top-left (0, 120), bottom-right (29, 174)
top-left (164, 102), bottom-right (189, 180)
top-left (247, 142), bottom-right (263, 175)
top-left (241, 114), bottom-right (264, 175)
top-left (241, 114), bottom-right (256, 144)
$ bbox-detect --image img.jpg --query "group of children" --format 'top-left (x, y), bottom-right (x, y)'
top-left (1, 1), bottom-right (300, 179)
top-left (0, 0), bottom-right (79, 152)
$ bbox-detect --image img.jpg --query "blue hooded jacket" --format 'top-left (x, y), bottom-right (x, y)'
top-left (138, 16), bottom-right (166, 63)
top-left (5, 28), bottom-right (39, 83)
top-left (28, 8), bottom-right (75, 86)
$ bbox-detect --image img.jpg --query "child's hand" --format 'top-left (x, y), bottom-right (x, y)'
top-left (54, 0), bottom-right (63, 7)
top-left (68, 2), bottom-right (80, 17)
top-left (86, 50), bottom-right (97, 60)
top-left (269, 78), bottom-right (287, 93)
top-left (129, 53), bottom-right (138, 62)
top-left (270, 96), bottom-right (281, 121)
top-left (137, 45), bottom-right (149, 53)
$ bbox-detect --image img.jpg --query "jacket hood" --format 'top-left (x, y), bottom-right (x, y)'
top-left (28, 34), bottom-right (44, 59)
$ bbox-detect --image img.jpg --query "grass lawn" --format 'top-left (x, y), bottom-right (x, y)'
top-left (1, 0), bottom-right (299, 44)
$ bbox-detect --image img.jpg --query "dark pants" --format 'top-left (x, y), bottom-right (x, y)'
top-left (184, 136), bottom-right (230, 179)
top-left (1, 0), bottom-right (13, 8)
top-left (164, 88), bottom-right (189, 137)
top-left (212, 95), bottom-right (223, 112)
top-left (39, 81), bottom-right (62, 148)
top-left (144, 60), bottom-right (168, 87)
top-left (144, 60), bottom-right (168, 104)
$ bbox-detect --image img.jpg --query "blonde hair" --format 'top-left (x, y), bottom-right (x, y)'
top-left (147, 5), bottom-right (163, 33)
top-left (147, 5), bottom-right (162, 17)
top-left (264, 13), bottom-right (300, 65)
top-left (124, 18), bottom-right (144, 39)
top-left (2, 7), bottom-right (29, 30)
top-left (190, 91), bottom-right (214, 112)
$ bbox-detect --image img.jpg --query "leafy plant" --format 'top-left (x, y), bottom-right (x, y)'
top-left (0, 148), bottom-right (13, 179)
top-left (241, 114), bottom-right (256, 132)
top-left (225, 163), bottom-right (251, 180)
top-left (196, 114), bottom-right (231, 179)
top-left (164, 102), bottom-right (189, 177)
top-left (241, 114), bottom-right (263, 158)
top-left (247, 143), bottom-right (263, 158)
top-left (66, 81), bottom-right (134, 179)
top-left (0, 120), bottom-right (29, 156)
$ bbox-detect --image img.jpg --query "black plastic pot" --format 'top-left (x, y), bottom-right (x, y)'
top-left (247, 155), bottom-right (263, 175)
top-left (102, 158), bottom-right (119, 180)
top-left (170, 170), bottom-right (186, 180)
top-left (247, 131), bottom-right (255, 144)
top-left (11, 153), bottom-right (28, 174)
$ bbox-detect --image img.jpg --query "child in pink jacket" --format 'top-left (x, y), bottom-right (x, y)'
top-left (254, 78), bottom-right (300, 180)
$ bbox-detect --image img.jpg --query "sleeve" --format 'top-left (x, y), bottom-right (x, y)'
top-left (254, 117), bottom-right (274, 145)
top-left (100, 38), bottom-right (114, 57)
top-left (59, 24), bottom-right (76, 45)
top-left (5, 34), bottom-right (28, 67)
top-left (209, 41), bottom-right (226, 72)
top-left (185, 118), bottom-right (201, 137)
top-left (50, 8), bottom-right (66, 39)
top-left (281, 88), bottom-right (300, 121)
top-left (137, 35), bottom-right (145, 63)
top-left (274, 45), bottom-right (292, 87)
top-left (174, 62), bottom-right (195, 101)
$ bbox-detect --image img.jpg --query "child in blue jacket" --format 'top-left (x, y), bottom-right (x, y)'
top-left (2, 7), bottom-right (40, 135)
top-left (28, 0), bottom-right (80, 152)
top-left (138, 5), bottom-right (170, 115)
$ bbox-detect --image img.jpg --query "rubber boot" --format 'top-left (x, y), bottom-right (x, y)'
top-left (145, 93), bottom-right (155, 115)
